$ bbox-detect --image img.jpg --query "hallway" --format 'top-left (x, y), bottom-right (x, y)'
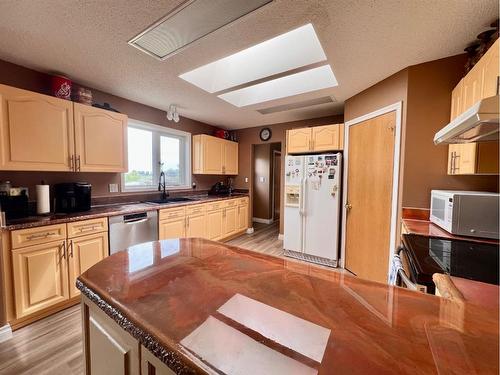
top-left (226, 221), bottom-right (283, 257)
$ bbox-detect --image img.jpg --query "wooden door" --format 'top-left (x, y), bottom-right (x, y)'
top-left (463, 64), bottom-right (484, 111)
top-left (159, 219), bottom-right (185, 240)
top-left (186, 214), bottom-right (206, 238)
top-left (287, 128), bottom-right (312, 153)
top-left (223, 206), bottom-right (238, 237)
top-left (311, 124), bottom-right (341, 151)
top-left (12, 240), bottom-right (69, 318)
top-left (238, 203), bottom-right (248, 231)
top-left (345, 111), bottom-right (396, 283)
top-left (74, 103), bottom-right (128, 172)
top-left (224, 140), bottom-right (239, 175)
top-left (0, 84), bottom-right (74, 171)
top-left (207, 209), bottom-right (224, 240)
top-left (450, 79), bottom-right (464, 120)
top-left (203, 135), bottom-right (224, 174)
top-left (68, 233), bottom-right (108, 298)
top-left (85, 299), bottom-right (140, 375)
top-left (481, 39), bottom-right (499, 99)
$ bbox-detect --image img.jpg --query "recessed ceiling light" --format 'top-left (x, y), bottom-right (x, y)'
top-left (129, 0), bottom-right (272, 60)
top-left (179, 23), bottom-right (327, 93)
top-left (218, 65), bottom-right (338, 107)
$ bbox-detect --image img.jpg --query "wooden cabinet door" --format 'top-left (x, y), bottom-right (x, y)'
top-left (223, 140), bottom-right (239, 175)
top-left (451, 143), bottom-right (477, 175)
top-left (287, 128), bottom-right (312, 153)
top-left (74, 103), bottom-right (128, 172)
top-left (186, 214), bottom-right (206, 238)
top-left (482, 39), bottom-right (499, 99)
top-left (68, 232), bottom-right (108, 298)
top-left (447, 144), bottom-right (461, 175)
top-left (12, 240), bottom-right (69, 318)
top-left (223, 206), bottom-right (238, 238)
top-left (450, 79), bottom-right (464, 121)
top-left (207, 209), bottom-right (224, 240)
top-left (463, 64), bottom-right (484, 112)
top-left (159, 218), bottom-right (185, 240)
top-left (202, 135), bottom-right (224, 174)
top-left (0, 84), bottom-right (74, 171)
top-left (312, 124), bottom-right (342, 151)
top-left (476, 141), bottom-right (499, 174)
top-left (85, 298), bottom-right (140, 375)
top-left (141, 345), bottom-right (175, 375)
top-left (238, 203), bottom-right (248, 231)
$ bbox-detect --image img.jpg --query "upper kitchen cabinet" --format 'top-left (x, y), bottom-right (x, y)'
top-left (286, 124), bottom-right (344, 154)
top-left (0, 84), bottom-right (128, 172)
top-left (73, 103), bottom-right (128, 172)
top-left (448, 142), bottom-right (499, 175)
top-left (0, 84), bottom-right (74, 171)
top-left (481, 39), bottom-right (500, 99)
top-left (450, 79), bottom-right (464, 120)
top-left (192, 134), bottom-right (238, 175)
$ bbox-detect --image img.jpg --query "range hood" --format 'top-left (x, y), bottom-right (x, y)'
top-left (434, 95), bottom-right (499, 144)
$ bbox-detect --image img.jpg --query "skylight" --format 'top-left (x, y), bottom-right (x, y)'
top-left (179, 23), bottom-right (327, 93)
top-left (218, 65), bottom-right (338, 107)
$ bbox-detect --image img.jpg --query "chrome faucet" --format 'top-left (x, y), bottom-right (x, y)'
top-left (158, 171), bottom-right (169, 200)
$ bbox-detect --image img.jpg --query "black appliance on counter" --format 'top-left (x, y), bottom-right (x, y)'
top-left (54, 182), bottom-right (92, 213)
top-left (399, 233), bottom-right (499, 294)
top-left (0, 193), bottom-right (29, 220)
top-left (208, 181), bottom-right (233, 196)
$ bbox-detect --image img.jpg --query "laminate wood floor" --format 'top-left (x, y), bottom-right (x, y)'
top-left (0, 222), bottom-right (284, 375)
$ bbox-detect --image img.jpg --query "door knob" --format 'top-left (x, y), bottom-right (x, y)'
top-left (345, 203), bottom-right (352, 210)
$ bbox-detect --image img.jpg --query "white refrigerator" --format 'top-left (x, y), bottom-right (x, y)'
top-left (283, 153), bottom-right (342, 267)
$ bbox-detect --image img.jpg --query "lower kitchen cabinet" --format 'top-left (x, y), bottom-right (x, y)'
top-left (68, 232), bottom-right (108, 298)
top-left (223, 205), bottom-right (238, 238)
top-left (11, 240), bottom-right (69, 319)
top-left (238, 199), bottom-right (249, 231)
top-left (186, 214), bottom-right (206, 237)
top-left (207, 209), bottom-right (224, 240)
top-left (141, 345), bottom-right (175, 375)
top-left (159, 218), bottom-right (186, 239)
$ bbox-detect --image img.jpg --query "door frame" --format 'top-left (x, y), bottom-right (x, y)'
top-left (340, 102), bottom-right (403, 281)
top-left (271, 150), bottom-right (282, 222)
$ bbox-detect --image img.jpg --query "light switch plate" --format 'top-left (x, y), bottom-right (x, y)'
top-left (259, 176), bottom-right (265, 183)
top-left (245, 177), bottom-right (249, 183)
top-left (109, 183), bottom-right (119, 193)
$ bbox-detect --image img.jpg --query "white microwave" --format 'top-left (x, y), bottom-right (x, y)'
top-left (430, 190), bottom-right (499, 239)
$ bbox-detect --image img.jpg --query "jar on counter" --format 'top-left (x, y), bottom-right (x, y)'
top-left (0, 181), bottom-right (12, 196)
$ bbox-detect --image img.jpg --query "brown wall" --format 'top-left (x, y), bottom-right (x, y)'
top-left (234, 115), bottom-right (344, 234)
top-left (0, 59), bottom-right (222, 199)
top-left (344, 54), bottom-right (498, 216)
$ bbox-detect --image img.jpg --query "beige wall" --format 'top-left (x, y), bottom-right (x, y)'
top-left (234, 115), bottom-right (344, 234)
top-left (0, 59), bottom-right (222, 198)
top-left (344, 54), bottom-right (498, 215)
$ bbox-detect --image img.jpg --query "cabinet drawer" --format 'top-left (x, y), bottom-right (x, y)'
top-left (206, 201), bottom-right (225, 211)
top-left (159, 207), bottom-right (186, 221)
top-left (224, 199), bottom-right (237, 207)
top-left (11, 224), bottom-right (67, 249)
top-left (67, 217), bottom-right (108, 238)
top-left (186, 204), bottom-right (206, 216)
top-left (237, 197), bottom-right (249, 206)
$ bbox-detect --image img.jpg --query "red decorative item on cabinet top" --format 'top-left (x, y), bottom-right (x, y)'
top-left (214, 129), bottom-right (229, 139)
top-left (51, 75), bottom-right (72, 100)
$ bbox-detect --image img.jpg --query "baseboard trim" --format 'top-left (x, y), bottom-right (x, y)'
top-left (252, 217), bottom-right (273, 224)
top-left (246, 227), bottom-right (254, 234)
top-left (278, 233), bottom-right (284, 240)
top-left (0, 324), bottom-right (12, 343)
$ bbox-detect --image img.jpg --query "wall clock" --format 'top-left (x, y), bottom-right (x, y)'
top-left (259, 127), bottom-right (272, 141)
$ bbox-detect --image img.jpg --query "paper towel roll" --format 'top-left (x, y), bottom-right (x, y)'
top-left (36, 185), bottom-right (50, 215)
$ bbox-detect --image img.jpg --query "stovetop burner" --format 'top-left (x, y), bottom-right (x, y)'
top-left (402, 234), bottom-right (499, 287)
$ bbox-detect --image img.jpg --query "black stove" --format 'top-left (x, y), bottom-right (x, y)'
top-left (401, 234), bottom-right (499, 294)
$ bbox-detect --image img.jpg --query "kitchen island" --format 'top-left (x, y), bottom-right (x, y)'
top-left (77, 238), bottom-right (499, 375)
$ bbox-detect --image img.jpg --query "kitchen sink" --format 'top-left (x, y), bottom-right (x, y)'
top-left (144, 197), bottom-right (194, 204)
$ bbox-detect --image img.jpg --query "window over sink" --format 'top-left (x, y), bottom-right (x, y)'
top-left (122, 119), bottom-right (191, 192)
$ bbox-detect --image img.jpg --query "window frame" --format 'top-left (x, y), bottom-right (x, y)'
top-left (121, 119), bottom-right (192, 192)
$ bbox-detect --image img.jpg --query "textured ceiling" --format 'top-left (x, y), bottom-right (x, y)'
top-left (0, 0), bottom-right (497, 129)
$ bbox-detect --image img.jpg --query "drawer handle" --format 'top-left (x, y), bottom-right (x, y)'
top-left (26, 232), bottom-right (57, 240)
top-left (79, 225), bottom-right (98, 232)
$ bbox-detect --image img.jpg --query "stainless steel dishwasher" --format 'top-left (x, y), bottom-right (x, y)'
top-left (109, 211), bottom-right (158, 254)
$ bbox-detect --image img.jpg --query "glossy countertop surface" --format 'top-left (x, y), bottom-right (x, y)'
top-left (402, 219), bottom-right (499, 244)
top-left (2, 193), bottom-right (248, 231)
top-left (78, 239), bottom-right (499, 375)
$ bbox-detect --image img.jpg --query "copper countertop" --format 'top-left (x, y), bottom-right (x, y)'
top-left (77, 239), bottom-right (499, 374)
top-left (2, 194), bottom-right (248, 231)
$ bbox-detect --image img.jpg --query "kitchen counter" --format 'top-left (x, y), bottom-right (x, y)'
top-left (1, 193), bottom-right (248, 231)
top-left (77, 238), bottom-right (499, 374)
top-left (402, 219), bottom-right (499, 245)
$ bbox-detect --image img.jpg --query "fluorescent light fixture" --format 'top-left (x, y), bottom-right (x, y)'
top-left (179, 23), bottom-right (327, 93)
top-left (129, 0), bottom-right (272, 60)
top-left (218, 65), bottom-right (338, 107)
